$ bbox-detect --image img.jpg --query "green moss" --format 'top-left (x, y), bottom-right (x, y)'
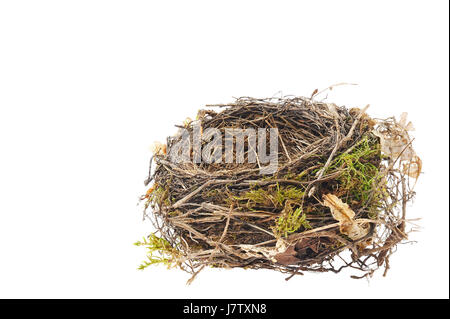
top-left (274, 184), bottom-right (305, 204)
top-left (327, 135), bottom-right (382, 203)
top-left (235, 184), bottom-right (310, 237)
top-left (168, 210), bottom-right (181, 217)
top-left (316, 134), bottom-right (388, 221)
top-left (234, 184), bottom-right (304, 208)
top-left (134, 233), bottom-right (179, 270)
top-left (148, 186), bottom-right (172, 206)
top-left (275, 205), bottom-right (311, 238)
top-left (282, 170), bottom-right (308, 181)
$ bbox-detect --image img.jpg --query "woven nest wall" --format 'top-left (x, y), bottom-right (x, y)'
top-left (136, 95), bottom-right (421, 283)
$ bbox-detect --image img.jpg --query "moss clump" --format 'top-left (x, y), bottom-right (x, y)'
top-left (275, 205), bottom-right (311, 237)
top-left (235, 184), bottom-right (311, 237)
top-left (235, 184), bottom-right (305, 209)
top-left (134, 233), bottom-right (180, 270)
top-left (326, 134), bottom-right (383, 208)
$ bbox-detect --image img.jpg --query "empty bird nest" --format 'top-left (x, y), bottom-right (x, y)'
top-left (136, 93), bottom-right (421, 283)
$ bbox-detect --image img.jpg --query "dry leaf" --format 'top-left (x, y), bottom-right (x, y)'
top-left (273, 245), bottom-right (300, 265)
top-left (373, 112), bottom-right (421, 179)
top-left (273, 237), bottom-right (333, 265)
top-left (399, 112), bottom-right (415, 131)
top-left (322, 194), bottom-right (369, 240)
top-left (402, 155), bottom-right (422, 179)
top-left (373, 112), bottom-right (415, 161)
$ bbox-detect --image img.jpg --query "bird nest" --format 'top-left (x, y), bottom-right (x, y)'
top-left (136, 95), bottom-right (421, 283)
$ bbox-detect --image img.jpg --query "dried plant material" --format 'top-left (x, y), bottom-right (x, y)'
top-left (402, 155), bottom-right (422, 179)
top-left (373, 129), bottom-right (413, 161)
top-left (326, 103), bottom-right (340, 118)
top-left (373, 112), bottom-right (421, 179)
top-left (274, 245), bottom-right (300, 265)
top-left (150, 141), bottom-right (167, 155)
top-left (373, 112), bottom-right (415, 161)
top-left (322, 194), bottom-right (369, 240)
top-left (141, 185), bottom-right (156, 200)
top-left (239, 239), bottom-right (287, 263)
top-left (399, 112), bottom-right (415, 131)
top-left (274, 238), bottom-right (328, 265)
top-left (350, 107), bottom-right (377, 128)
top-left (357, 237), bottom-right (373, 250)
top-left (137, 94), bottom-right (420, 282)
top-left (183, 117), bottom-right (193, 127)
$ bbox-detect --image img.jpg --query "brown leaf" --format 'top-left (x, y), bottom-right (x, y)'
top-left (274, 254), bottom-right (301, 265)
top-left (322, 194), bottom-right (369, 240)
top-left (295, 238), bottom-right (319, 254)
top-left (402, 155), bottom-right (422, 179)
top-left (275, 238), bottom-right (325, 265)
top-left (274, 245), bottom-right (299, 265)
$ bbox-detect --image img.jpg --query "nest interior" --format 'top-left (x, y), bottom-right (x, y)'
top-left (137, 96), bottom-right (420, 283)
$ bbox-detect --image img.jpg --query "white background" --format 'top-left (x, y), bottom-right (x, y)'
top-left (0, 1), bottom-right (448, 299)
